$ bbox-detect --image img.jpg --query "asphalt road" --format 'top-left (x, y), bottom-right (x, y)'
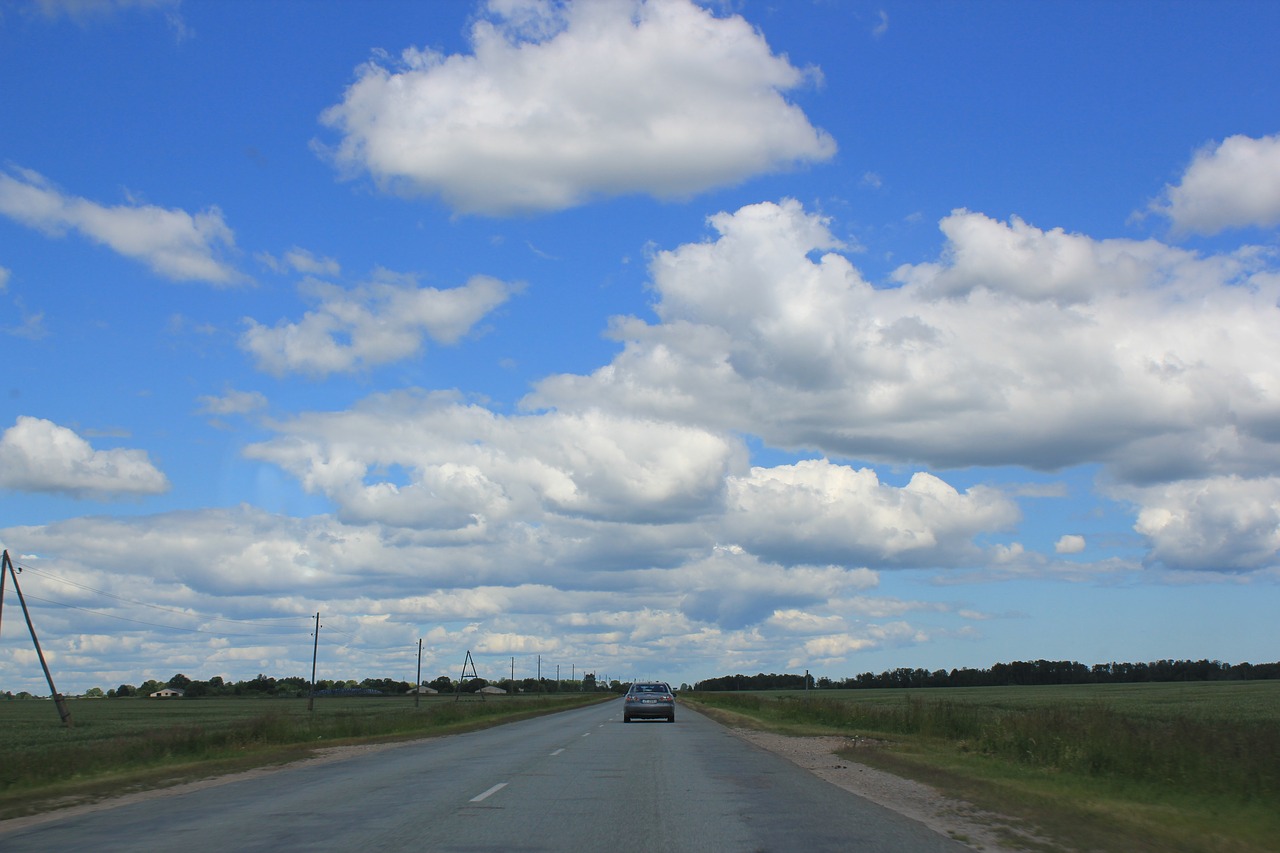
top-left (0, 699), bottom-right (971, 852)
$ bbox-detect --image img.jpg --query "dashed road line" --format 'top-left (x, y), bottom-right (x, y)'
top-left (470, 782), bottom-right (508, 803)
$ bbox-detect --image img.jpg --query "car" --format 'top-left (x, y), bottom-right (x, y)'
top-left (623, 681), bottom-right (676, 723)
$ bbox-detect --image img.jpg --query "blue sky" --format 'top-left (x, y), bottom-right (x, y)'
top-left (2, 0), bottom-right (1279, 694)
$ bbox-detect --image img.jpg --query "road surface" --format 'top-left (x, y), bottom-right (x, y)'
top-left (0, 699), bottom-right (972, 852)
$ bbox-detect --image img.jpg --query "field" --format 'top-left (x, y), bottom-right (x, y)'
top-left (0, 692), bottom-right (606, 820)
top-left (684, 681), bottom-right (1280, 853)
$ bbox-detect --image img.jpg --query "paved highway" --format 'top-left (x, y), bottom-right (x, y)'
top-left (0, 699), bottom-right (971, 852)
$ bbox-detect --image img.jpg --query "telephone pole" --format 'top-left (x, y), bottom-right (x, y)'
top-left (1, 551), bottom-right (72, 727)
top-left (307, 612), bottom-right (320, 712)
top-left (415, 638), bottom-right (423, 708)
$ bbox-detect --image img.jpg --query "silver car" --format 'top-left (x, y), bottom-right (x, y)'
top-left (623, 681), bottom-right (675, 722)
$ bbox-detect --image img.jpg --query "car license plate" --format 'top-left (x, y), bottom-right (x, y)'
top-left (642, 699), bottom-right (655, 703)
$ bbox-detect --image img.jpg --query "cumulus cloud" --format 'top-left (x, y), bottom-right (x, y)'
top-left (318, 0), bottom-right (835, 214)
top-left (1151, 133), bottom-right (1280, 235)
top-left (240, 271), bottom-right (520, 377)
top-left (528, 199), bottom-right (1280, 483)
top-left (244, 390), bottom-right (744, 529)
top-left (1055, 534), bottom-right (1086, 554)
top-left (0, 416), bottom-right (169, 497)
top-left (1123, 476), bottom-right (1280, 572)
top-left (724, 460), bottom-right (1018, 568)
top-left (517, 198), bottom-right (1280, 574)
top-left (676, 546), bottom-right (877, 630)
top-left (0, 167), bottom-right (239, 284)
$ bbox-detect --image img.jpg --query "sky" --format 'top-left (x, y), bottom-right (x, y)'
top-left (1, 0), bottom-right (1279, 695)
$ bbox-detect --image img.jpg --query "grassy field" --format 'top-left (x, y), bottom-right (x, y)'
top-left (0, 692), bottom-right (608, 820)
top-left (684, 681), bottom-right (1280, 853)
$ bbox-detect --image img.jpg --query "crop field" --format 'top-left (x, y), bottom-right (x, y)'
top-left (761, 679), bottom-right (1280, 721)
top-left (0, 693), bottom-right (605, 819)
top-left (685, 680), bottom-right (1280, 853)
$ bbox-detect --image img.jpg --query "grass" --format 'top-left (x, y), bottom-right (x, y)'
top-left (0, 693), bottom-right (608, 819)
top-left (683, 681), bottom-right (1280, 853)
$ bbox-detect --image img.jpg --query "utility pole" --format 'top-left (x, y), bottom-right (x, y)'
top-left (307, 612), bottom-right (320, 712)
top-left (2, 551), bottom-right (72, 727)
top-left (510, 656), bottom-right (514, 694)
top-left (415, 638), bottom-right (423, 708)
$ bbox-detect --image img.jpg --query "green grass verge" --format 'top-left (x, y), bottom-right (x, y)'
top-left (684, 682), bottom-right (1280, 853)
top-left (0, 693), bottom-right (609, 820)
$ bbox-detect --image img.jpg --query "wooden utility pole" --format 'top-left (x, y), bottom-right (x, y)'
top-left (1, 551), bottom-right (72, 727)
top-left (415, 638), bottom-right (423, 708)
top-left (307, 611), bottom-right (320, 712)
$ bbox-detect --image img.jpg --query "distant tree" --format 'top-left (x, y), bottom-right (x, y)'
top-left (167, 673), bottom-right (192, 689)
top-left (429, 675), bottom-right (454, 692)
top-left (139, 679), bottom-right (163, 696)
top-left (113, 684), bottom-right (137, 698)
top-left (83, 687), bottom-right (105, 698)
top-left (237, 674), bottom-right (276, 695)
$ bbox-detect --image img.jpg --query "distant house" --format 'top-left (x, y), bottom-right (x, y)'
top-left (406, 685), bottom-right (439, 695)
top-left (150, 688), bottom-right (185, 699)
top-left (477, 685), bottom-right (507, 695)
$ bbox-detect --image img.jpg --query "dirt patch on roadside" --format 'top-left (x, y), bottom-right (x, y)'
top-left (730, 728), bottom-right (1058, 852)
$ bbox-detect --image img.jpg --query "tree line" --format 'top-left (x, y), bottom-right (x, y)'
top-left (1, 671), bottom-right (618, 700)
top-left (693, 658), bottom-right (1280, 692)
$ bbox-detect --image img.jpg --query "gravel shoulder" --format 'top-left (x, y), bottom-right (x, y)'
top-left (729, 728), bottom-right (1055, 852)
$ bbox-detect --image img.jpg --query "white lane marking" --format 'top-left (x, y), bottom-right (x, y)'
top-left (581, 732), bottom-right (591, 738)
top-left (470, 782), bottom-right (508, 802)
top-left (550, 748), bottom-right (565, 756)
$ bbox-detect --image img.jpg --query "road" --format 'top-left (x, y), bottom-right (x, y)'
top-left (0, 699), bottom-right (972, 852)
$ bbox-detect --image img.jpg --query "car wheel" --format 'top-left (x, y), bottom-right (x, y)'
top-left (667, 716), bottom-right (675, 723)
top-left (624, 716), bottom-right (631, 723)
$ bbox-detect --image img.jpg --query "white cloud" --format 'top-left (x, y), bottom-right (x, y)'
top-left (1055, 534), bottom-right (1086, 554)
top-left (1123, 476), bottom-right (1280, 572)
top-left (0, 416), bottom-right (169, 497)
top-left (32, 0), bottom-right (178, 19)
top-left (29, 0), bottom-right (190, 39)
top-left (257, 247), bottom-right (341, 278)
top-left (803, 622), bottom-right (925, 661)
top-left (243, 390), bottom-right (744, 528)
top-left (1151, 133), bottom-right (1280, 235)
top-left (871, 9), bottom-right (889, 39)
top-left (528, 200), bottom-right (1280, 485)
top-left (724, 460), bottom-right (1018, 568)
top-left (0, 167), bottom-right (239, 284)
top-left (318, 0), bottom-right (834, 214)
top-left (283, 247), bottom-right (341, 278)
top-left (197, 388), bottom-right (267, 417)
top-left (674, 546), bottom-right (878, 629)
top-left (239, 272), bottom-right (520, 377)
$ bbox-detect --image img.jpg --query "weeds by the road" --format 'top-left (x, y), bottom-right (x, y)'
top-left (685, 682), bottom-right (1280, 853)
